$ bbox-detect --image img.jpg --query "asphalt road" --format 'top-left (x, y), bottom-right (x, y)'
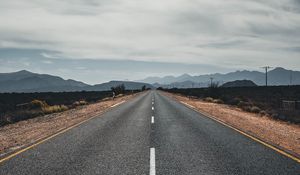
top-left (0, 91), bottom-right (299, 175)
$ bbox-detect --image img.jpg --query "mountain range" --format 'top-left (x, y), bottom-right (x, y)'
top-left (0, 67), bottom-right (299, 92)
top-left (0, 70), bottom-right (153, 92)
top-left (140, 67), bottom-right (300, 88)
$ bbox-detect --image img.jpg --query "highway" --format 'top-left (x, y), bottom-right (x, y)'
top-left (0, 91), bottom-right (299, 175)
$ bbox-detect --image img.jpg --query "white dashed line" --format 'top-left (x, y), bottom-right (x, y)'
top-left (150, 148), bottom-right (156, 175)
top-left (152, 102), bottom-right (154, 105)
top-left (151, 116), bottom-right (154, 124)
top-left (110, 101), bottom-right (125, 108)
top-left (152, 107), bottom-right (154, 110)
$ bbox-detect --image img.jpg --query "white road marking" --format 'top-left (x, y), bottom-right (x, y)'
top-left (152, 107), bottom-right (154, 110)
top-left (151, 116), bottom-right (154, 123)
top-left (152, 102), bottom-right (154, 105)
top-left (150, 148), bottom-right (156, 175)
top-left (180, 101), bottom-right (195, 109)
top-left (110, 101), bottom-right (125, 108)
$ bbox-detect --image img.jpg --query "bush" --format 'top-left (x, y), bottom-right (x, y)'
top-left (42, 105), bottom-right (68, 114)
top-left (250, 106), bottom-right (261, 113)
top-left (204, 97), bottom-right (214, 103)
top-left (213, 99), bottom-right (224, 104)
top-left (73, 100), bottom-right (88, 106)
top-left (241, 106), bottom-right (252, 112)
top-left (259, 110), bottom-right (268, 116)
top-left (237, 101), bottom-right (251, 108)
top-left (228, 97), bottom-right (242, 105)
top-left (30, 100), bottom-right (48, 109)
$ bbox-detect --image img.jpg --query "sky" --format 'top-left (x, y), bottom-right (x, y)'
top-left (0, 0), bottom-right (300, 84)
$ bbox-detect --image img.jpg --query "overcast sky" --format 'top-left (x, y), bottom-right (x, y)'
top-left (0, 0), bottom-right (300, 84)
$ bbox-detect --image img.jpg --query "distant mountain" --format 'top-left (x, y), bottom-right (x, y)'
top-left (0, 70), bottom-right (89, 92)
top-left (0, 70), bottom-right (153, 92)
top-left (221, 80), bottom-right (257, 88)
top-left (140, 67), bottom-right (300, 87)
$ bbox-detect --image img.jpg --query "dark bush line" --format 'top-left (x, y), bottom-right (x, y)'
top-left (162, 85), bottom-right (300, 123)
top-left (0, 90), bottom-right (139, 126)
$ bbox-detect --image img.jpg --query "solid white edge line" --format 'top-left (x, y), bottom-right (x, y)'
top-left (151, 116), bottom-right (154, 124)
top-left (180, 101), bottom-right (195, 109)
top-left (150, 148), bottom-right (156, 175)
top-left (110, 100), bottom-right (125, 108)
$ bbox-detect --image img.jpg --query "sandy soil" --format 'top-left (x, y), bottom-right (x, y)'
top-left (164, 92), bottom-right (300, 157)
top-left (0, 94), bottom-right (138, 156)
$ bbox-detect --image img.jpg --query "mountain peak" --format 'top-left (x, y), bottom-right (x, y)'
top-left (16, 70), bottom-right (32, 74)
top-left (271, 67), bottom-right (287, 72)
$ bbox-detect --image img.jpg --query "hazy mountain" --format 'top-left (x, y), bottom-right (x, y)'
top-left (0, 70), bottom-right (89, 92)
top-left (0, 70), bottom-right (153, 92)
top-left (140, 67), bottom-right (300, 87)
top-left (221, 80), bottom-right (257, 88)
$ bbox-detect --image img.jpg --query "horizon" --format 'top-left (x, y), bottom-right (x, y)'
top-left (1, 66), bottom-right (298, 85)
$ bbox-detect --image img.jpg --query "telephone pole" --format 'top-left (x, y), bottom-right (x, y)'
top-left (210, 77), bottom-right (214, 86)
top-left (290, 70), bottom-right (293, 86)
top-left (261, 66), bottom-right (272, 86)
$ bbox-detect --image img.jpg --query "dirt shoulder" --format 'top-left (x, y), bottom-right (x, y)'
top-left (0, 93), bottom-right (139, 157)
top-left (164, 92), bottom-right (300, 157)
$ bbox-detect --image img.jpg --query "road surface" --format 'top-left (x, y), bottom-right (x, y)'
top-left (0, 91), bottom-right (299, 174)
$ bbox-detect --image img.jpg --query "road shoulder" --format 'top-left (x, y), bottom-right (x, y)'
top-left (0, 93), bottom-right (139, 159)
top-left (162, 91), bottom-right (300, 160)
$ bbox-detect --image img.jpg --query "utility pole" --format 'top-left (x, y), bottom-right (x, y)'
top-left (261, 66), bottom-right (272, 86)
top-left (210, 77), bottom-right (214, 87)
top-left (290, 70), bottom-right (293, 86)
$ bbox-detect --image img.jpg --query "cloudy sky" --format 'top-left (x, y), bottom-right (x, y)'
top-left (0, 0), bottom-right (300, 84)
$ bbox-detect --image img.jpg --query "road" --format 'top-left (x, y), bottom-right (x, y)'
top-left (0, 91), bottom-right (299, 175)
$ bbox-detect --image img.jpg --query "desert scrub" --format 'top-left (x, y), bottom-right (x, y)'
top-left (30, 100), bottom-right (48, 109)
top-left (213, 99), bottom-right (224, 104)
top-left (250, 106), bottom-right (261, 113)
top-left (42, 105), bottom-right (68, 114)
top-left (203, 97), bottom-right (214, 103)
top-left (228, 97), bottom-right (242, 105)
top-left (259, 110), bottom-right (268, 117)
top-left (73, 100), bottom-right (88, 106)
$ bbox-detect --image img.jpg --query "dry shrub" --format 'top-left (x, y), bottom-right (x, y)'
top-left (259, 110), bottom-right (268, 116)
top-left (228, 97), bottom-right (242, 105)
top-left (237, 101), bottom-right (251, 108)
top-left (73, 100), bottom-right (88, 106)
top-left (204, 97), bottom-right (214, 103)
top-left (116, 94), bottom-right (124, 98)
top-left (30, 100), bottom-right (48, 109)
top-left (250, 106), bottom-right (261, 113)
top-left (42, 105), bottom-right (68, 114)
top-left (213, 99), bottom-right (224, 104)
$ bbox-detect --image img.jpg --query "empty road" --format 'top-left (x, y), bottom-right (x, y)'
top-left (0, 91), bottom-right (299, 174)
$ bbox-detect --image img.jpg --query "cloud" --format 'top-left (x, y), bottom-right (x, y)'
top-left (0, 0), bottom-right (299, 72)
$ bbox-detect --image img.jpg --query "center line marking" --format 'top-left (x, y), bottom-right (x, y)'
top-left (150, 148), bottom-right (156, 175)
top-left (151, 116), bottom-right (154, 123)
top-left (152, 107), bottom-right (154, 110)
